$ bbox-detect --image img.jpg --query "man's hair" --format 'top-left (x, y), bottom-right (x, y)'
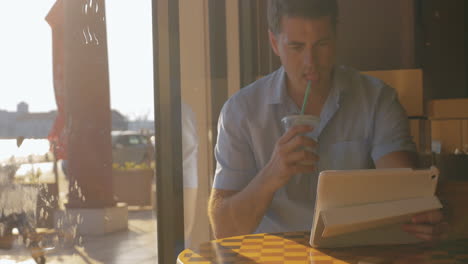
top-left (267, 0), bottom-right (338, 35)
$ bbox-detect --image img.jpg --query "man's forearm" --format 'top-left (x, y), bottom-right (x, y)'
top-left (209, 169), bottom-right (278, 239)
top-left (375, 151), bottom-right (417, 169)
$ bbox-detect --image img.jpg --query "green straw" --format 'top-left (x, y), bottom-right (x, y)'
top-left (300, 80), bottom-right (312, 115)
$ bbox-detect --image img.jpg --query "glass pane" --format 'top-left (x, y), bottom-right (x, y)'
top-left (0, 0), bottom-right (157, 263)
top-left (178, 1), bottom-right (213, 250)
top-left (178, 0), bottom-right (236, 251)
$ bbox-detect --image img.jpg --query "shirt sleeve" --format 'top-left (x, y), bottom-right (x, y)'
top-left (213, 98), bottom-right (258, 191)
top-left (371, 85), bottom-right (417, 161)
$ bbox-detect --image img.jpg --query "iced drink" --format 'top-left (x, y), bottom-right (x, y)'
top-left (281, 114), bottom-right (320, 201)
top-left (281, 115), bottom-right (319, 155)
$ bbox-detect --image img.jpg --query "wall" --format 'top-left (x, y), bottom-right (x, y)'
top-left (420, 0), bottom-right (467, 100)
top-left (336, 0), bottom-right (416, 70)
top-left (239, 0), bottom-right (467, 102)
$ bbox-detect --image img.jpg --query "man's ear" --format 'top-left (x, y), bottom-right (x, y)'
top-left (268, 30), bottom-right (280, 56)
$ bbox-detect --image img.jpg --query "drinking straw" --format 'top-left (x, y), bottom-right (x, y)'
top-left (300, 80), bottom-right (312, 115)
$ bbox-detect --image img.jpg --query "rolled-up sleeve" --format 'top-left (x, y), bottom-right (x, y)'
top-left (213, 98), bottom-right (258, 190)
top-left (371, 86), bottom-right (417, 161)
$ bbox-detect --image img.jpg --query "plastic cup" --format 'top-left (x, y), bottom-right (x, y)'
top-left (281, 115), bottom-right (320, 154)
top-left (280, 114), bottom-right (320, 201)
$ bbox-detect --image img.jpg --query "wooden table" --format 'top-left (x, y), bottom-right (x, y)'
top-left (177, 231), bottom-right (468, 264)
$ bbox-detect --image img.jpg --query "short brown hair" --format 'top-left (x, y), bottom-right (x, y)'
top-left (267, 0), bottom-right (338, 35)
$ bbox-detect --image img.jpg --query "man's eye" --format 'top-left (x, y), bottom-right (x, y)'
top-left (290, 45), bottom-right (303, 51)
top-left (317, 41), bottom-right (330, 47)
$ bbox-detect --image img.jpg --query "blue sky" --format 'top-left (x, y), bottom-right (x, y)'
top-left (0, 0), bottom-right (154, 120)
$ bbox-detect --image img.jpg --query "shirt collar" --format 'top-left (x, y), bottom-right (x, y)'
top-left (264, 67), bottom-right (287, 105)
top-left (267, 65), bottom-right (347, 107)
top-left (330, 65), bottom-right (349, 106)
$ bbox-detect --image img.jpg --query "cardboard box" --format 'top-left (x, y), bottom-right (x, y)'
top-left (431, 120), bottom-right (465, 154)
top-left (428, 99), bottom-right (468, 120)
top-left (112, 169), bottom-right (153, 206)
top-left (362, 69), bottom-right (424, 117)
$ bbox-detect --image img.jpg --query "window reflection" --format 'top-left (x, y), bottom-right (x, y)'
top-left (2, 0), bottom-right (244, 262)
top-left (1, 0), bottom-right (157, 263)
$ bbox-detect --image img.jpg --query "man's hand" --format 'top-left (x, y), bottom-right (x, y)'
top-left (208, 124), bottom-right (319, 239)
top-left (401, 209), bottom-right (450, 242)
top-left (263, 124), bottom-right (319, 191)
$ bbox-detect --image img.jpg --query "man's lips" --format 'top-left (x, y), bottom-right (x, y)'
top-left (304, 73), bottom-right (319, 81)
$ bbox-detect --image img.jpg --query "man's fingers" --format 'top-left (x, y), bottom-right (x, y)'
top-left (278, 125), bottom-right (314, 145)
top-left (407, 231), bottom-right (448, 242)
top-left (412, 232), bottom-right (433, 242)
top-left (411, 210), bottom-right (444, 224)
top-left (402, 222), bottom-right (449, 241)
top-left (290, 163), bottom-right (316, 175)
top-left (281, 135), bottom-right (317, 155)
top-left (402, 223), bottom-right (434, 235)
top-left (285, 150), bottom-right (319, 165)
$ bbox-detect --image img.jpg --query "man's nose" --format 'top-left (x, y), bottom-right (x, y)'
top-left (303, 47), bottom-right (318, 66)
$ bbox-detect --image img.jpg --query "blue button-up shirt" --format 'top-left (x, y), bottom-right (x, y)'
top-left (213, 65), bottom-right (416, 233)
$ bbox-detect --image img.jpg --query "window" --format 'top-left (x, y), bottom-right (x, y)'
top-left (2, 0), bottom-right (243, 263)
top-left (1, 0), bottom-right (157, 262)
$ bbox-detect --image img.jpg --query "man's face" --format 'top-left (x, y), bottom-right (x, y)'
top-left (269, 16), bottom-right (336, 93)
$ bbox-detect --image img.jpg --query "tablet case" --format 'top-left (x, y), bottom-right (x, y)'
top-left (310, 166), bottom-right (442, 248)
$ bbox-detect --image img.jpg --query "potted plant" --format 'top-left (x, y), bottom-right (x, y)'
top-left (112, 162), bottom-right (154, 206)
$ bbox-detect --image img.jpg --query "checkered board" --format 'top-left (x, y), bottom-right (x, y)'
top-left (178, 232), bottom-right (468, 264)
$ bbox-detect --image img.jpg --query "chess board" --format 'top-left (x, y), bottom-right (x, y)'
top-left (177, 231), bottom-right (468, 264)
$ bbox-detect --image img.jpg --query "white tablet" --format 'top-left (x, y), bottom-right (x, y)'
top-left (310, 166), bottom-right (441, 248)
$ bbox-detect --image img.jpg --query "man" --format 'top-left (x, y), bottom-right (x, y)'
top-left (209, 0), bottom-right (448, 241)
